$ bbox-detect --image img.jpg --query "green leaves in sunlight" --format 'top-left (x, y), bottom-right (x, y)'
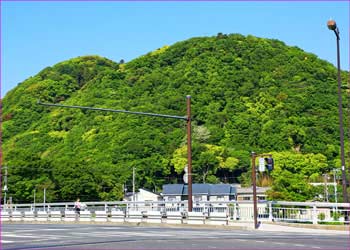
top-left (2, 34), bottom-right (349, 203)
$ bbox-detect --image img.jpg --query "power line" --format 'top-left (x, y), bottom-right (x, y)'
top-left (37, 100), bottom-right (188, 121)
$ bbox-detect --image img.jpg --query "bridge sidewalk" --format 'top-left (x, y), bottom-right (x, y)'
top-left (232, 221), bottom-right (350, 235)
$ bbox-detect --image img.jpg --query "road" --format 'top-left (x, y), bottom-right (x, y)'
top-left (1, 223), bottom-right (348, 250)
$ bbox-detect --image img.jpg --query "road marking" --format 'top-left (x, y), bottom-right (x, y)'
top-left (1, 240), bottom-right (14, 243)
top-left (294, 244), bottom-right (305, 247)
top-left (311, 247), bottom-right (321, 249)
top-left (71, 231), bottom-right (174, 238)
top-left (2, 234), bottom-right (37, 238)
top-left (100, 227), bottom-right (123, 230)
top-left (15, 228), bottom-right (68, 232)
top-left (256, 240), bottom-right (265, 243)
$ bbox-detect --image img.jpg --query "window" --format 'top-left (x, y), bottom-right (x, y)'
top-left (216, 195), bottom-right (225, 201)
top-left (258, 196), bottom-right (266, 201)
top-left (194, 196), bottom-right (202, 202)
top-left (168, 197), bottom-right (176, 202)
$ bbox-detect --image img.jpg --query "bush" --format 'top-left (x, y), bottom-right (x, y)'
top-left (318, 213), bottom-right (325, 221)
top-left (332, 212), bottom-right (341, 221)
top-left (319, 221), bottom-right (344, 225)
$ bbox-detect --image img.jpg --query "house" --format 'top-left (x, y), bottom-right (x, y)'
top-left (124, 188), bottom-right (161, 203)
top-left (161, 184), bottom-right (184, 202)
top-left (162, 184), bottom-right (237, 203)
top-left (162, 184), bottom-right (270, 203)
top-left (209, 184), bottom-right (237, 202)
top-left (236, 187), bottom-right (270, 202)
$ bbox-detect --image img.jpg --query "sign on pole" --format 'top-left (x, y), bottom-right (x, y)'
top-left (183, 165), bottom-right (188, 183)
top-left (183, 173), bottom-right (188, 184)
top-left (258, 158), bottom-right (265, 172)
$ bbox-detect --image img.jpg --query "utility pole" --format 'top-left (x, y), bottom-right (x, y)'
top-left (251, 152), bottom-right (273, 229)
top-left (323, 174), bottom-right (329, 202)
top-left (43, 188), bottom-right (46, 211)
top-left (33, 188), bottom-right (36, 211)
top-left (333, 169), bottom-right (339, 210)
top-left (3, 166), bottom-right (8, 207)
top-left (251, 152), bottom-right (258, 229)
top-left (132, 166), bottom-right (135, 203)
top-left (186, 96), bottom-right (193, 212)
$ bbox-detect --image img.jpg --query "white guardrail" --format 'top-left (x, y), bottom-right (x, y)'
top-left (1, 201), bottom-right (349, 225)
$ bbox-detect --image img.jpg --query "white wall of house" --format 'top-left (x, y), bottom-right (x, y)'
top-left (137, 189), bottom-right (160, 202)
top-left (124, 189), bottom-right (160, 202)
top-left (163, 195), bottom-right (182, 202)
top-left (237, 194), bottom-right (267, 201)
top-left (209, 195), bottom-right (230, 202)
top-left (193, 195), bottom-right (207, 202)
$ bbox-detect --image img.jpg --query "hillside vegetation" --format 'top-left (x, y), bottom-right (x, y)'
top-left (2, 33), bottom-right (349, 203)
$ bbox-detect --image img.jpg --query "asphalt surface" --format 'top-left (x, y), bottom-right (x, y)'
top-left (1, 223), bottom-right (348, 250)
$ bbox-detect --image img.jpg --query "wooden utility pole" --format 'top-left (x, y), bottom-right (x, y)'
top-left (251, 152), bottom-right (273, 229)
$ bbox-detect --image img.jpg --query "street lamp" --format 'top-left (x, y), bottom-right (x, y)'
top-left (333, 168), bottom-right (340, 210)
top-left (322, 174), bottom-right (329, 202)
top-left (38, 96), bottom-right (194, 211)
top-left (327, 19), bottom-right (349, 205)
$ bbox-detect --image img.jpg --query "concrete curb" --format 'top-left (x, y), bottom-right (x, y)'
top-left (2, 221), bottom-right (250, 231)
top-left (4, 220), bottom-right (349, 234)
top-left (264, 221), bottom-right (350, 231)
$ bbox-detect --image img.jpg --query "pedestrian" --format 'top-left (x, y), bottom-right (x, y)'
top-left (74, 198), bottom-right (81, 215)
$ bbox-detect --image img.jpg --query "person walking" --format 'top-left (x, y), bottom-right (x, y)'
top-left (74, 198), bottom-right (81, 217)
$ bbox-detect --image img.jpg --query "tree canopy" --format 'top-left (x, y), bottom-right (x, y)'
top-left (2, 34), bottom-right (349, 203)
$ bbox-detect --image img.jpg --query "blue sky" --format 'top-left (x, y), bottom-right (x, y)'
top-left (1, 1), bottom-right (349, 96)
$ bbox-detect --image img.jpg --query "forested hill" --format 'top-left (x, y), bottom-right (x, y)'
top-left (2, 33), bottom-right (349, 203)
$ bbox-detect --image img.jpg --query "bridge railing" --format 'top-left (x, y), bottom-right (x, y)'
top-left (2, 200), bottom-right (349, 225)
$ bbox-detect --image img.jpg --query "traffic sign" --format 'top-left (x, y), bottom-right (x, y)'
top-left (183, 173), bottom-right (188, 184)
top-left (258, 158), bottom-right (265, 172)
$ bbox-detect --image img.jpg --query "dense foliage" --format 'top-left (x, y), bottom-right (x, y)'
top-left (2, 33), bottom-right (349, 203)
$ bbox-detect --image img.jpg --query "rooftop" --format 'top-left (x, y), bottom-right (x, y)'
top-left (162, 184), bottom-right (237, 196)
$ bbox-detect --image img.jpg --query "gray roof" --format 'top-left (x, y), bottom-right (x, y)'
top-left (183, 184), bottom-right (210, 195)
top-left (193, 184), bottom-right (210, 194)
top-left (210, 184), bottom-right (236, 195)
top-left (162, 184), bottom-right (184, 195)
top-left (163, 184), bottom-right (236, 196)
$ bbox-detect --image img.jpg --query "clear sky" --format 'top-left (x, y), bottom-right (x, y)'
top-left (1, 1), bottom-right (349, 97)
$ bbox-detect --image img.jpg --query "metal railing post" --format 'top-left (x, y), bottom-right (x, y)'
top-left (312, 205), bottom-right (318, 225)
top-left (268, 202), bottom-right (273, 221)
top-left (233, 203), bottom-right (238, 220)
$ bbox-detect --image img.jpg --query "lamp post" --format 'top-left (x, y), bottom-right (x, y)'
top-left (333, 168), bottom-right (340, 210)
top-left (186, 96), bottom-right (193, 212)
top-left (327, 19), bottom-right (349, 206)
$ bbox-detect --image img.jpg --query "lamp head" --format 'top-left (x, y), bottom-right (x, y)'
top-left (327, 19), bottom-right (337, 30)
